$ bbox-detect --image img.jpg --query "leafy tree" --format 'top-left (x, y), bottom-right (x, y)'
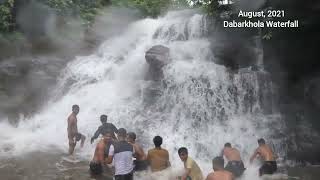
top-left (110, 0), bottom-right (192, 18)
top-left (0, 0), bottom-right (15, 32)
top-left (189, 0), bottom-right (219, 16)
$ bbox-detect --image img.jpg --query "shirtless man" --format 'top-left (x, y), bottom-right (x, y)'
top-left (67, 105), bottom-right (86, 155)
top-left (90, 132), bottom-right (113, 175)
top-left (250, 138), bottom-right (277, 176)
top-left (127, 132), bottom-right (147, 171)
top-left (147, 136), bottom-right (171, 172)
top-left (206, 156), bottom-right (234, 180)
top-left (221, 143), bottom-right (245, 177)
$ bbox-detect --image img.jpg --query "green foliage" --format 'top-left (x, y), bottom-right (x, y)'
top-left (0, 31), bottom-right (24, 41)
top-left (111, 0), bottom-right (190, 18)
top-left (134, 0), bottom-right (172, 17)
top-left (171, 0), bottom-right (190, 9)
top-left (0, 0), bottom-right (15, 32)
top-left (40, 0), bottom-right (108, 26)
top-left (196, 0), bottom-right (219, 16)
top-left (262, 31), bottom-right (272, 40)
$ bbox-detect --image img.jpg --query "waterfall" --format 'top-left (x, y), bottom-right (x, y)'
top-left (0, 9), bottom-right (286, 178)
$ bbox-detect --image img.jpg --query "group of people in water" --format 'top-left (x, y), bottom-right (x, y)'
top-left (67, 105), bottom-right (278, 180)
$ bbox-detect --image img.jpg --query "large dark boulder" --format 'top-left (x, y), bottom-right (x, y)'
top-left (143, 45), bottom-right (170, 104)
top-left (145, 45), bottom-right (170, 81)
top-left (145, 45), bottom-right (170, 70)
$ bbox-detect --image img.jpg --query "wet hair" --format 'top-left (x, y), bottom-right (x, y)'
top-left (100, 114), bottom-right (108, 123)
top-left (127, 132), bottom-right (136, 141)
top-left (72, 104), bottom-right (79, 111)
top-left (153, 136), bottom-right (162, 147)
top-left (212, 156), bottom-right (224, 168)
top-left (258, 138), bottom-right (265, 144)
top-left (178, 147), bottom-right (188, 155)
top-left (118, 128), bottom-right (127, 137)
top-left (224, 143), bottom-right (231, 147)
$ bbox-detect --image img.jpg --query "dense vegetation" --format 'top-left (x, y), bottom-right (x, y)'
top-left (0, 0), bottom-right (221, 34)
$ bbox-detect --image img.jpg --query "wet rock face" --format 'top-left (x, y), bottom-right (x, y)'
top-left (145, 45), bottom-right (170, 70)
top-left (208, 0), bottom-right (320, 162)
top-left (145, 45), bottom-right (170, 81)
top-left (0, 56), bottom-right (67, 122)
top-left (210, 34), bottom-right (259, 70)
top-left (143, 45), bottom-right (170, 104)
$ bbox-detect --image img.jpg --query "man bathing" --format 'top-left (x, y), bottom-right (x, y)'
top-left (250, 138), bottom-right (277, 176)
top-left (90, 132), bottom-right (113, 175)
top-left (106, 128), bottom-right (135, 180)
top-left (127, 132), bottom-right (148, 171)
top-left (206, 156), bottom-right (234, 180)
top-left (91, 114), bottom-right (118, 143)
top-left (221, 143), bottom-right (245, 177)
top-left (147, 136), bottom-right (171, 172)
top-left (67, 105), bottom-right (86, 155)
top-left (178, 147), bottom-right (204, 180)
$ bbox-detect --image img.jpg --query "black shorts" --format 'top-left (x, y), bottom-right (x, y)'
top-left (225, 160), bottom-right (245, 177)
top-left (259, 161), bottom-right (277, 176)
top-left (114, 172), bottom-right (133, 180)
top-left (90, 161), bottom-right (103, 175)
top-left (75, 133), bottom-right (83, 141)
top-left (134, 160), bottom-right (148, 171)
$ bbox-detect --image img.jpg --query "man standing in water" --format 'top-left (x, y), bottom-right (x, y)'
top-left (206, 156), bottom-right (234, 180)
top-left (250, 138), bottom-right (277, 176)
top-left (67, 105), bottom-right (86, 155)
top-left (221, 143), bottom-right (245, 177)
top-left (90, 132), bottom-right (113, 175)
top-left (91, 114), bottom-right (118, 143)
top-left (106, 128), bottom-right (134, 180)
top-left (127, 132), bottom-right (148, 171)
top-left (178, 147), bottom-right (204, 180)
top-left (147, 136), bottom-right (171, 172)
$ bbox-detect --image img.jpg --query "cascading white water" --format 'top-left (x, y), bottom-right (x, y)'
top-left (0, 10), bottom-right (286, 179)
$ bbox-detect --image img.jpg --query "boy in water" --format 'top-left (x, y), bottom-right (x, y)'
top-left (178, 147), bottom-right (204, 180)
top-left (67, 105), bottom-right (86, 155)
top-left (250, 138), bottom-right (277, 176)
top-left (221, 143), bottom-right (245, 177)
top-left (206, 156), bottom-right (234, 180)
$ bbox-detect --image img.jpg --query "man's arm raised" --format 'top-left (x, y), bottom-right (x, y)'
top-left (250, 148), bottom-right (259, 163)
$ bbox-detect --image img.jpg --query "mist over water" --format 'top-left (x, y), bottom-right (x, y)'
top-left (0, 10), bottom-right (286, 179)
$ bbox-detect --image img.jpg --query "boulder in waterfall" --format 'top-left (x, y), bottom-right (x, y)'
top-left (145, 45), bottom-right (170, 81)
top-left (143, 45), bottom-right (170, 103)
top-left (145, 45), bottom-right (170, 69)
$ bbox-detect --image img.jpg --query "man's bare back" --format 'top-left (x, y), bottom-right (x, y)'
top-left (250, 138), bottom-right (277, 176)
top-left (132, 143), bottom-right (147, 161)
top-left (206, 170), bottom-right (234, 180)
top-left (223, 147), bottom-right (241, 161)
top-left (93, 139), bottom-right (107, 163)
top-left (256, 145), bottom-right (275, 161)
